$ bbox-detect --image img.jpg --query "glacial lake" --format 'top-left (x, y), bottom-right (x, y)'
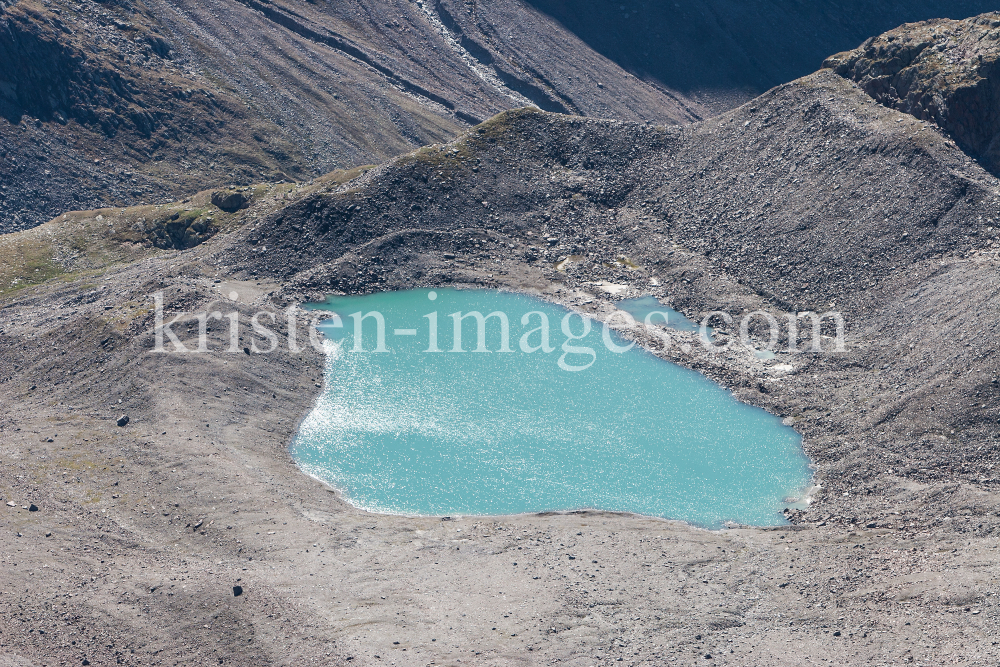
top-left (291, 289), bottom-right (811, 528)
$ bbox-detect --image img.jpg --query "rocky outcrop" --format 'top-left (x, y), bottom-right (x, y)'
top-left (826, 12), bottom-right (1000, 175)
top-left (211, 190), bottom-right (250, 213)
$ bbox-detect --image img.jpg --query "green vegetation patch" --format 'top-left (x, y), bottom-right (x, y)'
top-left (0, 234), bottom-right (66, 294)
top-left (472, 107), bottom-right (548, 142)
top-left (0, 169), bottom-right (377, 298)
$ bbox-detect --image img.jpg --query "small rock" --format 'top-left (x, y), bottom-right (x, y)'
top-left (29, 504), bottom-right (38, 512)
top-left (233, 585), bottom-right (243, 597)
top-left (5, 501), bottom-right (15, 507)
top-left (116, 414), bottom-right (130, 427)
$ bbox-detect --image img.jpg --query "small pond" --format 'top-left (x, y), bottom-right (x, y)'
top-left (291, 289), bottom-right (811, 528)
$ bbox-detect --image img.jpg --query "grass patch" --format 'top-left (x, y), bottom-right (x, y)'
top-left (472, 107), bottom-right (547, 142)
top-left (0, 170), bottom-right (378, 298)
top-left (400, 142), bottom-right (475, 171)
top-left (0, 237), bottom-right (66, 293)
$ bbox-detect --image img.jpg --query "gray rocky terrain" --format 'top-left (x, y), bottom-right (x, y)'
top-left (827, 12), bottom-right (1000, 177)
top-left (2, 0), bottom-right (998, 233)
top-left (3, 7), bottom-right (1000, 667)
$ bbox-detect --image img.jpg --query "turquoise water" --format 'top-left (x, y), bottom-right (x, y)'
top-left (292, 289), bottom-right (811, 528)
top-left (615, 296), bottom-right (701, 332)
top-left (615, 296), bottom-right (714, 343)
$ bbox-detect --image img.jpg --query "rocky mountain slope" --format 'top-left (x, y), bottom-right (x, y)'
top-left (0, 0), bottom-right (691, 234)
top-left (2, 0), bottom-right (997, 233)
top-left (0, 0), bottom-right (315, 232)
top-left (827, 12), bottom-right (1000, 176)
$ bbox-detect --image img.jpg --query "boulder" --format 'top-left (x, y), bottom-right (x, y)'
top-left (211, 190), bottom-right (251, 212)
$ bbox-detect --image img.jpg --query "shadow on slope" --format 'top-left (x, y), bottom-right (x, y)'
top-left (522, 0), bottom-right (999, 111)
